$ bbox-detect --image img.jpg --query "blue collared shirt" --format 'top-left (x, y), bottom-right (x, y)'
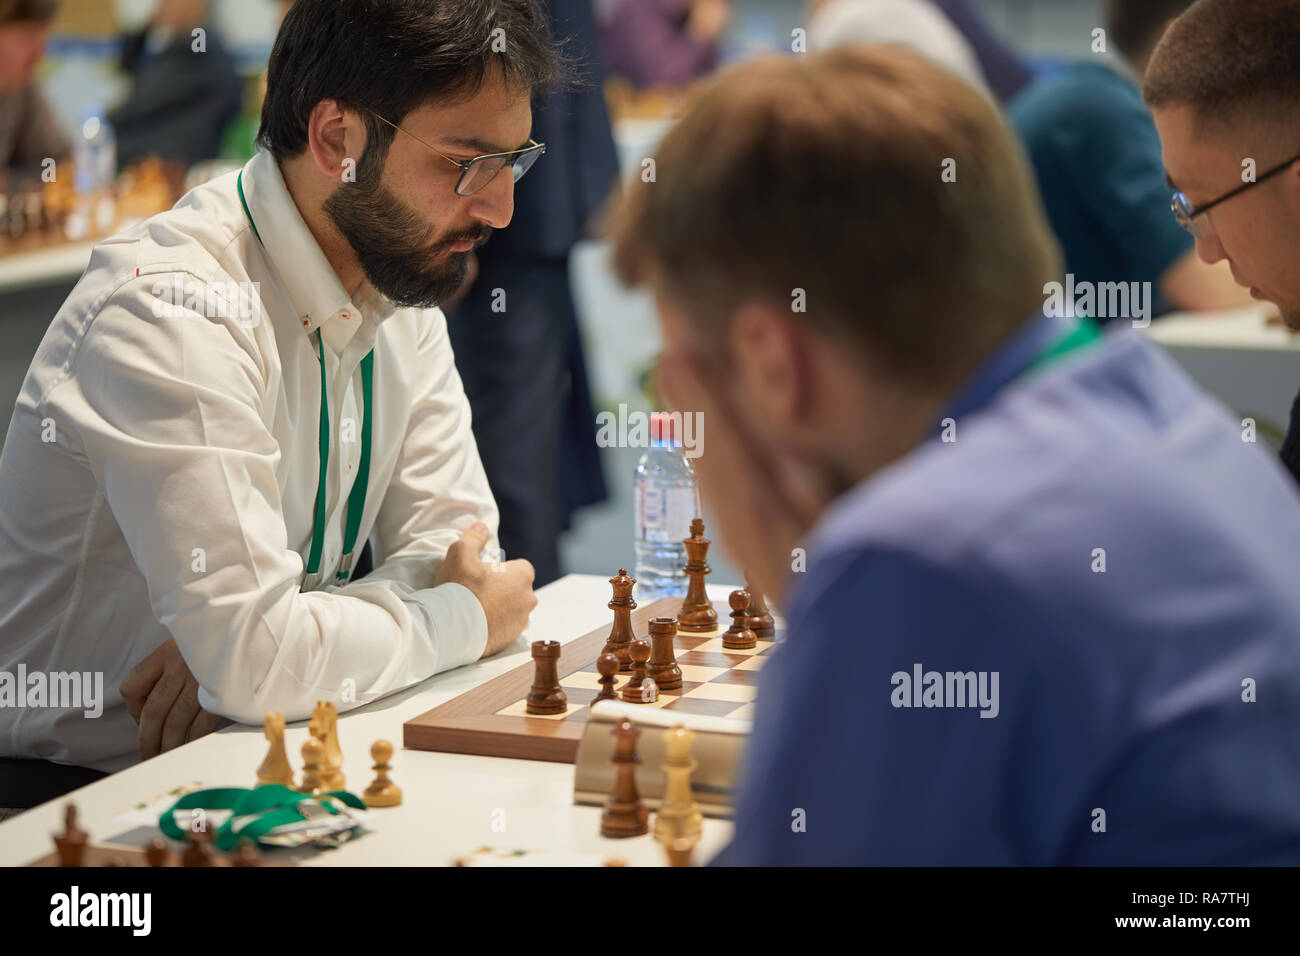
top-left (715, 317), bottom-right (1300, 865)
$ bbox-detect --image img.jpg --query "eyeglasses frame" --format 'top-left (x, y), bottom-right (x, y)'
top-left (366, 109), bottom-right (545, 197)
top-left (1171, 151), bottom-right (1300, 238)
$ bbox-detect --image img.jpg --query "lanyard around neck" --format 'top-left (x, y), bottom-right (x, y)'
top-left (238, 168), bottom-right (374, 582)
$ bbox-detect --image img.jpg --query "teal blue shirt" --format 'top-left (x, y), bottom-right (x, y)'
top-left (1009, 62), bottom-right (1192, 323)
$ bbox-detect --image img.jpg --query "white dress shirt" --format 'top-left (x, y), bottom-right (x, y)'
top-left (0, 149), bottom-right (499, 771)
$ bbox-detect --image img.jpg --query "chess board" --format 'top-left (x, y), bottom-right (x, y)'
top-left (403, 596), bottom-right (781, 763)
top-left (27, 844), bottom-right (165, 867)
top-left (25, 843), bottom-right (290, 867)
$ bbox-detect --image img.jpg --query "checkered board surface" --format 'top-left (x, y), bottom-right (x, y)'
top-left (493, 628), bottom-right (778, 723)
top-left (403, 595), bottom-right (782, 763)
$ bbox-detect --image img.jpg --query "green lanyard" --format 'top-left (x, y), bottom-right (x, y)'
top-left (158, 785), bottom-right (365, 851)
top-left (1027, 316), bottom-right (1103, 373)
top-left (238, 170), bottom-right (373, 583)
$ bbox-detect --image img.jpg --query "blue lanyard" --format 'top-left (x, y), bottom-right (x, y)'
top-left (238, 170), bottom-right (373, 582)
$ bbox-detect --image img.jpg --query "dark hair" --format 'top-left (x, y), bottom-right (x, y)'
top-left (1, 0), bottom-right (59, 24)
top-left (1144, 0), bottom-right (1300, 126)
top-left (257, 0), bottom-right (563, 162)
top-left (1104, 0), bottom-right (1195, 64)
top-left (610, 47), bottom-right (1060, 388)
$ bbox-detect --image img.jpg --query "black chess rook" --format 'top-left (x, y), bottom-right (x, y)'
top-left (526, 640), bottom-right (567, 715)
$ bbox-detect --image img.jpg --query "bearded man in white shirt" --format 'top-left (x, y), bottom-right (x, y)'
top-left (0, 0), bottom-right (554, 808)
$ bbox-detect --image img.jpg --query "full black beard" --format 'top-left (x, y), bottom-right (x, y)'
top-left (323, 163), bottom-right (486, 309)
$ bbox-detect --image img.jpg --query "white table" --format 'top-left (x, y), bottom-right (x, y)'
top-left (0, 574), bottom-right (737, 867)
top-left (1142, 306), bottom-right (1300, 444)
top-left (0, 241), bottom-right (94, 295)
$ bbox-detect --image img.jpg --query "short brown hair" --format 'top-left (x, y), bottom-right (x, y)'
top-left (1144, 0), bottom-right (1300, 128)
top-left (0, 0), bottom-right (59, 25)
top-left (609, 46), bottom-right (1059, 387)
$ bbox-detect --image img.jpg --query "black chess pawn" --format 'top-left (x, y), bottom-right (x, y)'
top-left (145, 839), bottom-right (170, 867)
top-left (54, 802), bottom-right (88, 867)
top-left (594, 652), bottom-right (620, 703)
top-left (620, 639), bottom-right (658, 702)
top-left (601, 718), bottom-right (650, 838)
top-left (182, 827), bottom-right (220, 867)
top-left (722, 589), bottom-right (757, 649)
top-left (744, 573), bottom-right (777, 638)
top-left (232, 840), bottom-right (264, 867)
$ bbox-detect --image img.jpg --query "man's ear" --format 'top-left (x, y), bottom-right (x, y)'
top-left (727, 302), bottom-right (810, 437)
top-left (305, 99), bottom-right (367, 181)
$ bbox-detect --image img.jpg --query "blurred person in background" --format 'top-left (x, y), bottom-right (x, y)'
top-left (443, 0), bottom-right (618, 588)
top-left (109, 0), bottom-right (241, 169)
top-left (806, 0), bottom-right (987, 94)
top-left (0, 0), bottom-right (69, 175)
top-left (599, 0), bottom-right (729, 90)
top-left (928, 0), bottom-right (1032, 103)
top-left (1144, 0), bottom-right (1300, 483)
top-left (1008, 0), bottom-right (1256, 323)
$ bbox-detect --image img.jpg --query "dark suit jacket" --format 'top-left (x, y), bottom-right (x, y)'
top-left (109, 25), bottom-right (242, 170)
top-left (484, 0), bottom-right (620, 261)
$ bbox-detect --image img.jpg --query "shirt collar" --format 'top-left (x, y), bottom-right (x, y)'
top-left (941, 310), bottom-right (1073, 422)
top-left (239, 149), bottom-right (394, 341)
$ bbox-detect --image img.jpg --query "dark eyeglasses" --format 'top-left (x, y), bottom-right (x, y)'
top-left (1171, 151), bottom-right (1300, 238)
top-left (368, 110), bottom-right (545, 197)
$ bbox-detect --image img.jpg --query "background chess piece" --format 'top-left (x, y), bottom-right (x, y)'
top-left (256, 711), bottom-right (295, 788)
top-left (602, 569), bottom-right (638, 671)
top-left (232, 839), bottom-right (264, 867)
top-left (145, 838), bottom-right (171, 867)
top-left (645, 617), bottom-right (683, 690)
top-left (620, 639), bottom-right (657, 702)
top-left (299, 734), bottom-right (326, 795)
top-left (677, 518), bottom-right (718, 632)
top-left (654, 725), bottom-right (704, 866)
top-left (312, 701), bottom-right (345, 791)
top-left (363, 739), bottom-right (403, 807)
top-left (182, 826), bottom-right (220, 867)
top-left (525, 640), bottom-right (567, 714)
top-left (722, 590), bottom-right (757, 649)
top-left (600, 718), bottom-right (649, 837)
top-left (594, 652), bottom-right (620, 703)
top-left (54, 802), bottom-right (87, 867)
top-left (743, 572), bottom-right (777, 637)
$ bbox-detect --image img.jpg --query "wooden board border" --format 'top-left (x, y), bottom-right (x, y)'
top-left (403, 596), bottom-right (683, 763)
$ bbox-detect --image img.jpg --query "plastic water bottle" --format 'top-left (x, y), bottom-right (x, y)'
top-left (633, 412), bottom-right (702, 602)
top-left (68, 108), bottom-right (116, 240)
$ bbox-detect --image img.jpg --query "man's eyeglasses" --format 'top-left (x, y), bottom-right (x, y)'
top-left (1171, 151), bottom-right (1300, 239)
top-left (368, 110), bottom-right (545, 197)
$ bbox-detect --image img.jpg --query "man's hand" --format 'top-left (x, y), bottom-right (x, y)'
top-left (119, 639), bottom-right (226, 760)
top-left (435, 522), bottom-right (537, 657)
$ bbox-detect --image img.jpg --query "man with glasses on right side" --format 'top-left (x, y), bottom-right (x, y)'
top-left (1145, 0), bottom-right (1300, 484)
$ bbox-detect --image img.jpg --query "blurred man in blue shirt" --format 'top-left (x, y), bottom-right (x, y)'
top-left (1009, 0), bottom-right (1254, 323)
top-left (609, 46), bottom-right (1300, 865)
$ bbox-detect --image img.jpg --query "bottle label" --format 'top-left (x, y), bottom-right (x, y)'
top-left (636, 483), bottom-right (702, 543)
